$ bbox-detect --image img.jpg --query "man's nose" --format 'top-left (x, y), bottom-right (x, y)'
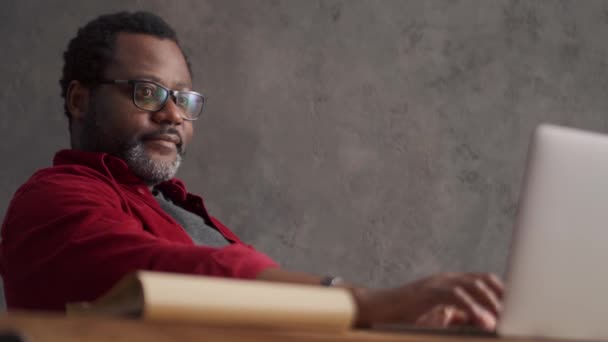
top-left (151, 96), bottom-right (184, 125)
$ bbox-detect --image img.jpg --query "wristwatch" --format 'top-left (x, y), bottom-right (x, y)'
top-left (320, 276), bottom-right (344, 287)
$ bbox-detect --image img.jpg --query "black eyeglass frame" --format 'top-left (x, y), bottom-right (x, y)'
top-left (96, 79), bottom-right (205, 121)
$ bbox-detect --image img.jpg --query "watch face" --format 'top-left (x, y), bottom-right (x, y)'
top-left (330, 277), bottom-right (345, 286)
top-left (321, 276), bottom-right (344, 287)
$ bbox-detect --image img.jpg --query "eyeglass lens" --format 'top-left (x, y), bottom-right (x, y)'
top-left (133, 81), bottom-right (204, 120)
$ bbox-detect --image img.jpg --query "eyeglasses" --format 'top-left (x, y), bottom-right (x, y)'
top-left (97, 79), bottom-right (205, 121)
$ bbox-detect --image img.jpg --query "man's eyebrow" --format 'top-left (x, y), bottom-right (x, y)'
top-left (132, 75), bottom-right (191, 89)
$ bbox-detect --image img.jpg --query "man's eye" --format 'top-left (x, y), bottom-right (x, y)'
top-left (137, 86), bottom-right (156, 98)
top-left (176, 95), bottom-right (189, 107)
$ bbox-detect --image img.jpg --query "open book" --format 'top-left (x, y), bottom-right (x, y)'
top-left (67, 271), bottom-right (356, 332)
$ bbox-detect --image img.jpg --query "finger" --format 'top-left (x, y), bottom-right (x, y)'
top-left (474, 279), bottom-right (502, 315)
top-left (448, 307), bottom-right (471, 326)
top-left (416, 306), bottom-right (448, 327)
top-left (486, 274), bottom-right (505, 298)
top-left (442, 307), bottom-right (470, 327)
top-left (441, 307), bottom-right (454, 326)
top-left (453, 286), bottom-right (497, 331)
top-left (455, 278), bottom-right (501, 317)
top-left (469, 273), bottom-right (505, 299)
top-left (416, 306), bottom-right (469, 328)
top-left (459, 275), bottom-right (503, 315)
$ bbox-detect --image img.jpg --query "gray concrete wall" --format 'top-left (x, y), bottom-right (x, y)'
top-left (2, 0), bottom-right (608, 307)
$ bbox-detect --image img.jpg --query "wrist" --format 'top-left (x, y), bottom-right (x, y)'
top-left (350, 286), bottom-right (374, 328)
top-left (318, 276), bottom-right (374, 327)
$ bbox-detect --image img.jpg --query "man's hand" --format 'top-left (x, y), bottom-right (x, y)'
top-left (257, 268), bottom-right (503, 330)
top-left (353, 273), bottom-right (504, 330)
top-left (415, 305), bottom-right (470, 327)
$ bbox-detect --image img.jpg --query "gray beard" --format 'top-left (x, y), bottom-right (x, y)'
top-left (119, 142), bottom-right (182, 186)
top-left (81, 100), bottom-right (183, 186)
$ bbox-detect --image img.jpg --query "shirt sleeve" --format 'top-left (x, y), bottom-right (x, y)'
top-left (0, 172), bottom-right (279, 311)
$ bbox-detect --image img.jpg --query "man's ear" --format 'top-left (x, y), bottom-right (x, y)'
top-left (66, 80), bottom-right (90, 122)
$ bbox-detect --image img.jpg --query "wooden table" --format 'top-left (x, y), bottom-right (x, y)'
top-left (0, 312), bottom-right (557, 342)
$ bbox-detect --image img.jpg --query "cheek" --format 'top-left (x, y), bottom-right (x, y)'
top-left (92, 91), bottom-right (146, 142)
top-left (183, 122), bottom-right (194, 146)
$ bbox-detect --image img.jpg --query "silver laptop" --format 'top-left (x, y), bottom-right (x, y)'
top-left (377, 124), bottom-right (608, 338)
top-left (498, 123), bottom-right (608, 340)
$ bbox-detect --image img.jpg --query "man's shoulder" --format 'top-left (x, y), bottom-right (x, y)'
top-left (15, 163), bottom-right (119, 200)
top-left (2, 163), bottom-right (125, 235)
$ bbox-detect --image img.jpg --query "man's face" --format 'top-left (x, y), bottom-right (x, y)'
top-left (81, 33), bottom-right (194, 185)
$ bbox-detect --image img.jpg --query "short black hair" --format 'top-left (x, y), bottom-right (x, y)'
top-left (60, 11), bottom-right (191, 123)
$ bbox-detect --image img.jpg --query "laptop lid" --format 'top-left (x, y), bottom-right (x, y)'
top-left (498, 124), bottom-right (608, 340)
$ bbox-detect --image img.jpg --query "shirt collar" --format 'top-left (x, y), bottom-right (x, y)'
top-left (52, 149), bottom-right (206, 224)
top-left (52, 150), bottom-right (188, 200)
top-left (53, 149), bottom-right (141, 183)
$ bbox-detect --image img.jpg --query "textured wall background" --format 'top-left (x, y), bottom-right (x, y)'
top-left (2, 1), bottom-right (608, 307)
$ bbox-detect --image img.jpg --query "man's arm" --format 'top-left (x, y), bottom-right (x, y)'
top-left (256, 268), bottom-right (503, 330)
top-left (0, 175), bottom-right (277, 310)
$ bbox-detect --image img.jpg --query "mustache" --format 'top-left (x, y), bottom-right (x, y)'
top-left (139, 127), bottom-right (185, 154)
top-left (140, 127), bottom-right (182, 145)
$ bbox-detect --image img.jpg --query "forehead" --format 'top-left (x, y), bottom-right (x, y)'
top-left (105, 33), bottom-right (191, 89)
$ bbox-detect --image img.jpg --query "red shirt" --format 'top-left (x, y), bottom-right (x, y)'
top-left (0, 150), bottom-right (278, 311)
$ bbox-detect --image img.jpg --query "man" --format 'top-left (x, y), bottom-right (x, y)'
top-left (0, 11), bottom-right (502, 330)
